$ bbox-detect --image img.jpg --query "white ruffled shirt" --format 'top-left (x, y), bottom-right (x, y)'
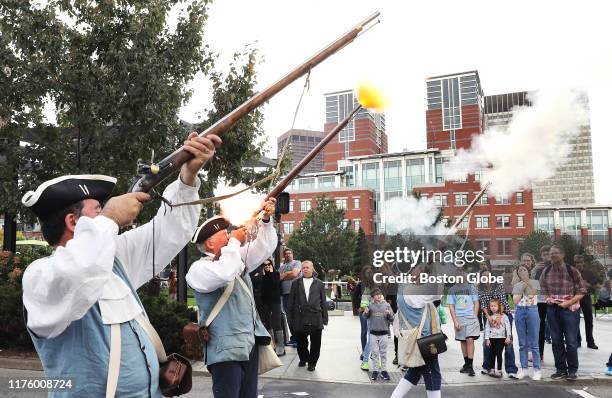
top-left (186, 220), bottom-right (277, 293)
top-left (22, 178), bottom-right (202, 339)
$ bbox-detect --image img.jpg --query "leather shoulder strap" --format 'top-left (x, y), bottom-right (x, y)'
top-left (106, 324), bottom-right (121, 398)
top-left (205, 280), bottom-right (235, 327)
top-left (429, 303), bottom-right (438, 334)
top-left (135, 313), bottom-right (168, 363)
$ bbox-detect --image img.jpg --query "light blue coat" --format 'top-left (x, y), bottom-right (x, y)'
top-left (27, 258), bottom-right (162, 397)
top-left (194, 274), bottom-right (269, 365)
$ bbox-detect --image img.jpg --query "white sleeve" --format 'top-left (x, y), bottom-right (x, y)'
top-left (240, 220), bottom-right (277, 273)
top-left (22, 216), bottom-right (118, 339)
top-left (115, 177), bottom-right (202, 289)
top-left (186, 238), bottom-right (245, 293)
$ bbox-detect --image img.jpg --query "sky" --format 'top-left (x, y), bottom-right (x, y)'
top-left (177, 0), bottom-right (612, 204)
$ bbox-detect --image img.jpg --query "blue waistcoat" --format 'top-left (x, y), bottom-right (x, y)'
top-left (27, 258), bottom-right (162, 397)
top-left (397, 294), bottom-right (441, 338)
top-left (194, 274), bottom-right (269, 365)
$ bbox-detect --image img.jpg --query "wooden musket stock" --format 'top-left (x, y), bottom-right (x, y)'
top-left (130, 12), bottom-right (380, 193)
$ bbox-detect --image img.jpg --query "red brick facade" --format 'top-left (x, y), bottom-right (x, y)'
top-left (323, 118), bottom-right (388, 171)
top-left (279, 188), bottom-right (375, 239)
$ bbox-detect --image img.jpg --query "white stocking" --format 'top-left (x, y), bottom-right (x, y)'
top-left (426, 390), bottom-right (441, 398)
top-left (390, 378), bottom-right (415, 398)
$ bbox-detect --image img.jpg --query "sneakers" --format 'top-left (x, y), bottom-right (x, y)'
top-left (508, 372), bottom-right (519, 379)
top-left (533, 369), bottom-right (542, 381)
top-left (371, 371), bottom-right (379, 381)
top-left (488, 369), bottom-right (502, 378)
top-left (567, 372), bottom-right (577, 381)
top-left (459, 364), bottom-right (469, 374)
top-left (381, 371), bottom-right (391, 381)
top-left (605, 366), bottom-right (612, 376)
top-left (551, 371), bottom-right (568, 380)
top-left (360, 362), bottom-right (369, 371)
top-left (515, 369), bottom-right (526, 380)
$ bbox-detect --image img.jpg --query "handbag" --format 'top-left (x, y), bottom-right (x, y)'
top-left (416, 303), bottom-right (447, 360)
top-left (397, 304), bottom-right (428, 368)
top-left (235, 277), bottom-right (283, 374)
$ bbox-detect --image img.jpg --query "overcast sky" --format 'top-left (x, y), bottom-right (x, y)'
top-left (178, 0), bottom-right (612, 204)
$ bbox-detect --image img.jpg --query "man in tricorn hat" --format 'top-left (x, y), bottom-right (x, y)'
top-left (21, 132), bottom-right (221, 397)
top-left (186, 198), bottom-right (277, 398)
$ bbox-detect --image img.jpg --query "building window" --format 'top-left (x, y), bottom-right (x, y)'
top-left (342, 219), bottom-right (350, 229)
top-left (384, 160), bottom-right (402, 198)
top-left (384, 191), bottom-right (403, 201)
top-left (328, 92), bottom-right (355, 143)
top-left (435, 158), bottom-right (445, 183)
top-left (517, 215), bottom-right (525, 228)
top-left (497, 239), bottom-right (512, 256)
top-left (300, 200), bottom-right (311, 212)
top-left (335, 198), bottom-right (347, 210)
top-left (282, 222), bottom-right (294, 234)
top-left (354, 219), bottom-right (361, 232)
top-left (474, 170), bottom-right (482, 182)
top-left (477, 193), bottom-right (489, 205)
top-left (476, 239), bottom-right (491, 254)
top-left (353, 197), bottom-right (360, 209)
top-left (496, 215), bottom-right (511, 229)
top-left (433, 194), bottom-right (448, 207)
top-left (476, 216), bottom-right (489, 229)
top-left (298, 178), bottom-right (315, 190)
top-left (442, 77), bottom-right (461, 130)
top-left (455, 216), bottom-right (469, 230)
top-left (340, 165), bottom-right (354, 187)
top-left (455, 193), bottom-right (468, 206)
top-left (319, 176), bottom-right (335, 188)
top-left (496, 194), bottom-right (509, 205)
top-left (362, 162), bottom-right (380, 192)
top-left (586, 209), bottom-right (608, 231)
top-left (516, 192), bottom-right (524, 204)
top-left (559, 210), bottom-right (581, 238)
top-left (289, 201), bottom-right (294, 212)
top-left (406, 159), bottom-right (425, 191)
top-left (534, 210), bottom-right (554, 234)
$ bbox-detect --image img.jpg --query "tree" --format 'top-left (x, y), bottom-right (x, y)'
top-left (554, 233), bottom-right (583, 266)
top-left (287, 196), bottom-right (357, 278)
top-left (519, 230), bottom-right (554, 261)
top-left (352, 227), bottom-right (370, 275)
top-left (1, 1), bottom-right (271, 229)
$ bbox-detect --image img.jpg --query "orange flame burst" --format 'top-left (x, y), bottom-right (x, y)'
top-left (356, 80), bottom-right (388, 112)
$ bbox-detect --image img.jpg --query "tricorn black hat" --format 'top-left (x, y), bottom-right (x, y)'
top-left (21, 175), bottom-right (117, 222)
top-left (191, 216), bottom-right (230, 244)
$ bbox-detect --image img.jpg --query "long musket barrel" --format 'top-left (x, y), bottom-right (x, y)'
top-left (267, 105), bottom-right (362, 199)
top-left (130, 12), bottom-right (380, 193)
top-left (449, 181), bottom-right (491, 230)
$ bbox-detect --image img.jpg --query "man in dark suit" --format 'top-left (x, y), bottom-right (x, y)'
top-left (287, 260), bottom-right (328, 371)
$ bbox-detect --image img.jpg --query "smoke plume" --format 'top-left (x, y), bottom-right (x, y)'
top-left (214, 181), bottom-right (265, 226)
top-left (385, 196), bottom-right (453, 236)
top-left (445, 89), bottom-right (588, 196)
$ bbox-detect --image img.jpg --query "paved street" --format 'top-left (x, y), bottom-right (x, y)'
top-left (0, 368), bottom-right (610, 398)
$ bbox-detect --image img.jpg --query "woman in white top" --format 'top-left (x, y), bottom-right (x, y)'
top-left (512, 262), bottom-right (542, 380)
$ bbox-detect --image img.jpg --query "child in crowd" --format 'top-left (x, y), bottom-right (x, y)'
top-left (447, 270), bottom-right (480, 377)
top-left (484, 298), bottom-right (512, 378)
top-left (364, 288), bottom-right (394, 381)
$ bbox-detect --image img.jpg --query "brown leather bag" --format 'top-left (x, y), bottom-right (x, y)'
top-left (159, 353), bottom-right (192, 397)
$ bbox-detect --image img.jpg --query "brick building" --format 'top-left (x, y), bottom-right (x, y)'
top-left (277, 129), bottom-right (325, 174)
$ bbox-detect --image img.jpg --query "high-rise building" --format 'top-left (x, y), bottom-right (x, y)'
top-left (277, 129), bottom-right (325, 174)
top-left (426, 71), bottom-right (484, 150)
top-left (484, 92), bottom-right (595, 205)
top-left (322, 89), bottom-right (387, 171)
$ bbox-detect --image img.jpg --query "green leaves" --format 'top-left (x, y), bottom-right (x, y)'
top-left (287, 196), bottom-right (357, 278)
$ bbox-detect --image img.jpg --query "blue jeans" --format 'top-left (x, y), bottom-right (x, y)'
top-left (404, 356), bottom-right (442, 391)
top-left (359, 312), bottom-right (371, 361)
top-left (482, 312), bottom-right (518, 373)
top-left (547, 304), bottom-right (580, 374)
top-left (515, 306), bottom-right (541, 369)
top-left (208, 345), bottom-right (259, 398)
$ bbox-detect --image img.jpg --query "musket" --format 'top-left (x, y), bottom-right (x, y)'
top-left (250, 104), bottom-right (363, 222)
top-left (449, 181), bottom-right (491, 231)
top-left (130, 12), bottom-right (381, 193)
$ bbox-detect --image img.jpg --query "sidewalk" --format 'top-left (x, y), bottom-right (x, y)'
top-left (252, 308), bottom-right (612, 386)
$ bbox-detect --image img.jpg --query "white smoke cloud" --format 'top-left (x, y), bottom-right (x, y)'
top-left (214, 181), bottom-right (265, 226)
top-left (445, 89), bottom-right (589, 197)
top-left (385, 196), bottom-right (453, 236)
